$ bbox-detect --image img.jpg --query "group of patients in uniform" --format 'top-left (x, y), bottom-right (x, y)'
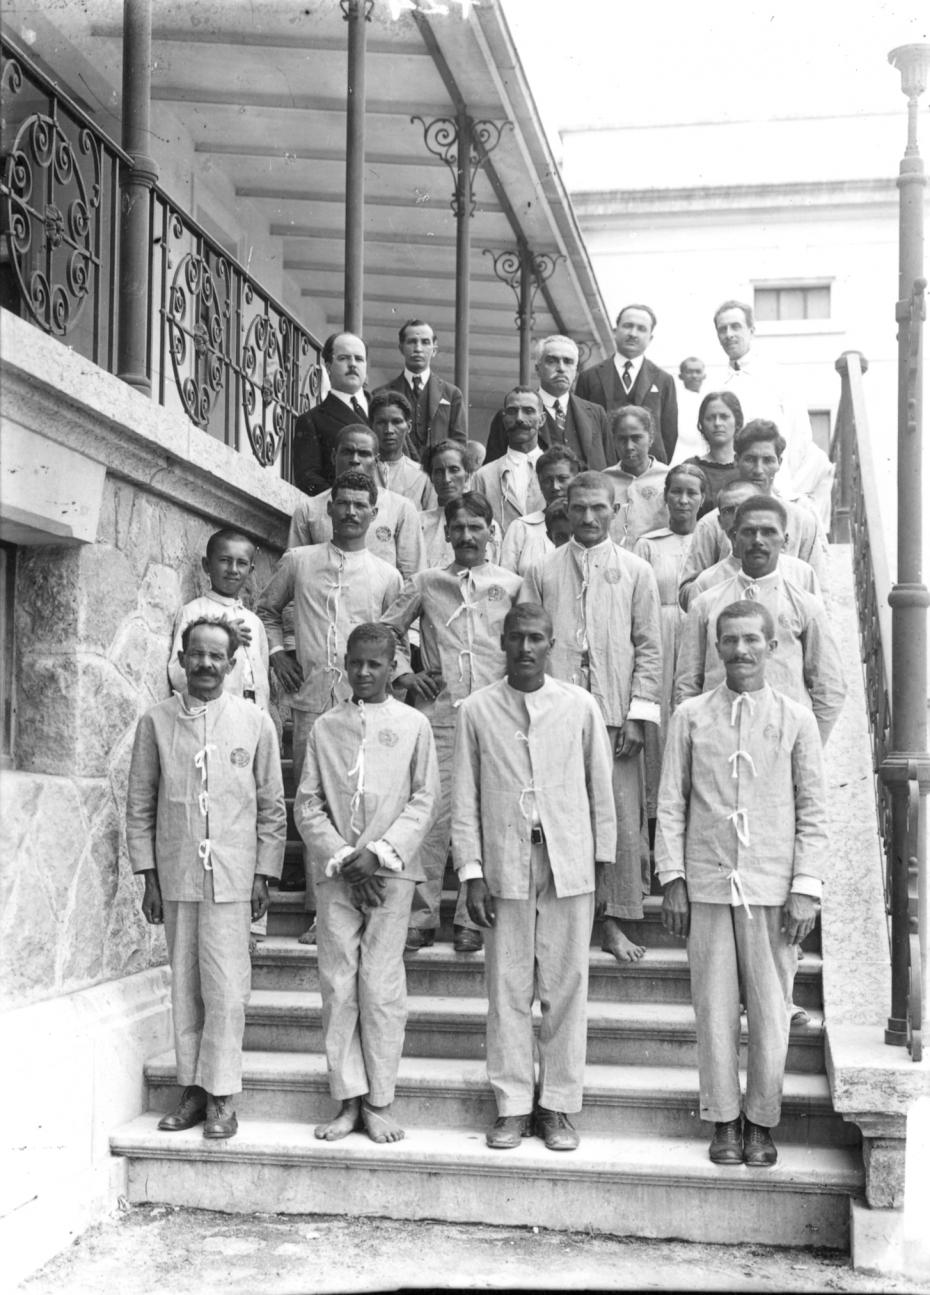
top-left (126, 299), bottom-right (843, 1169)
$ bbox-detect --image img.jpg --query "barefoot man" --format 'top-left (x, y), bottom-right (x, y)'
top-left (295, 623), bottom-right (439, 1143)
top-left (520, 471), bottom-right (663, 963)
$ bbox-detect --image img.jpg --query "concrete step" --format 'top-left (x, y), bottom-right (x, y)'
top-left (109, 1115), bottom-right (860, 1249)
top-left (144, 1051), bottom-right (855, 1146)
top-left (249, 936), bottom-right (824, 1011)
top-left (266, 890), bottom-right (822, 955)
top-left (242, 990), bottom-right (826, 1072)
top-left (267, 891), bottom-right (683, 947)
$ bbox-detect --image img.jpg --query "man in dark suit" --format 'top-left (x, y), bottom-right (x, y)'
top-left (484, 335), bottom-right (615, 469)
top-left (292, 332), bottom-right (370, 496)
top-left (385, 319), bottom-right (466, 462)
top-left (574, 305), bottom-right (678, 464)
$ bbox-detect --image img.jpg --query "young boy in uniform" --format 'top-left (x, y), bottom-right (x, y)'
top-left (168, 528), bottom-right (273, 951)
top-left (295, 623), bottom-right (439, 1143)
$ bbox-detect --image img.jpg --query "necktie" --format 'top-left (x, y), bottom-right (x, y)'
top-left (350, 396), bottom-right (365, 420)
top-left (621, 362), bottom-right (633, 395)
top-left (552, 399), bottom-right (566, 432)
top-left (410, 376), bottom-right (422, 442)
top-left (732, 360), bottom-right (741, 372)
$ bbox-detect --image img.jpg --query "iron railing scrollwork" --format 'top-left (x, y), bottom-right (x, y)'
top-left (153, 194), bottom-right (322, 471)
top-left (0, 32), bottom-right (322, 476)
top-left (831, 350), bottom-right (924, 1061)
top-left (0, 36), bottom-right (124, 372)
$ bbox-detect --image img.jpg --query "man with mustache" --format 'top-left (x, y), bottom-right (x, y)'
top-left (472, 388), bottom-right (546, 534)
top-left (657, 600), bottom-right (828, 1167)
top-left (292, 332), bottom-right (371, 496)
top-left (258, 471), bottom-right (406, 945)
top-left (674, 496), bottom-right (845, 745)
top-left (452, 603), bottom-right (615, 1151)
top-left (127, 617), bottom-right (286, 1140)
top-left (380, 492), bottom-right (522, 953)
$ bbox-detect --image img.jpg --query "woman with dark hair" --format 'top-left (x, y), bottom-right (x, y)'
top-left (418, 440), bottom-right (501, 567)
top-left (633, 462), bottom-right (708, 834)
top-left (683, 390), bottom-right (743, 515)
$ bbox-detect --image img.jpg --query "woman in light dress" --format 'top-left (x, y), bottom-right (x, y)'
top-left (633, 462), bottom-right (708, 832)
top-left (417, 440), bottom-right (502, 568)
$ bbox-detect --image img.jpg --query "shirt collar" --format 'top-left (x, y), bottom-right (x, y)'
top-left (205, 589), bottom-right (239, 608)
top-left (504, 445), bottom-right (542, 469)
top-left (614, 352), bottom-right (645, 383)
top-left (736, 567), bottom-right (780, 591)
top-left (539, 389), bottom-right (565, 413)
top-left (331, 388), bottom-right (367, 414)
top-left (569, 535), bottom-right (612, 560)
top-left (404, 368), bottom-right (431, 388)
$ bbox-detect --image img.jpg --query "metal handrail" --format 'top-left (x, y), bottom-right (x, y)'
top-left (831, 349), bottom-right (924, 1061)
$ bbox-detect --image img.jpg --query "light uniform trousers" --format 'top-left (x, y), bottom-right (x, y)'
top-left (293, 708), bottom-right (324, 915)
top-left (599, 727), bottom-right (650, 921)
top-left (688, 901), bottom-right (798, 1128)
top-left (484, 843), bottom-right (595, 1115)
top-left (409, 725), bottom-right (476, 933)
top-left (315, 873), bottom-right (415, 1106)
top-left (163, 871), bottom-right (252, 1096)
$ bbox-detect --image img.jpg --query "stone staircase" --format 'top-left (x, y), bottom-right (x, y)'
top-left (110, 732), bottom-right (864, 1249)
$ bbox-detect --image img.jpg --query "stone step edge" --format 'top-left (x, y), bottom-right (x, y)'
top-left (252, 937), bottom-right (824, 980)
top-left (143, 1049), bottom-right (837, 1110)
top-left (244, 988), bottom-right (826, 1042)
top-left (109, 1115), bottom-right (863, 1195)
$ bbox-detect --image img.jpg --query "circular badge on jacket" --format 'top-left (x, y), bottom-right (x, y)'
top-left (230, 748), bottom-right (250, 767)
top-left (378, 729), bottom-right (399, 747)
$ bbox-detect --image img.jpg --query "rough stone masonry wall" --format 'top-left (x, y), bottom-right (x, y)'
top-left (0, 475), bottom-right (281, 1012)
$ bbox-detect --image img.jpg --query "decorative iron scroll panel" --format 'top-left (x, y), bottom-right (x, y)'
top-left (0, 40), bottom-right (121, 371)
top-left (153, 194), bottom-right (321, 471)
top-left (0, 34), bottom-right (323, 475)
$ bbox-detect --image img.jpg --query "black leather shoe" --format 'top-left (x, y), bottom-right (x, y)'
top-left (453, 926), bottom-right (483, 953)
top-left (404, 927), bottom-right (435, 953)
top-left (157, 1085), bottom-right (207, 1132)
top-left (535, 1107), bottom-right (580, 1151)
top-left (203, 1094), bottom-right (238, 1140)
top-left (708, 1117), bottom-right (743, 1164)
top-left (743, 1120), bottom-right (777, 1167)
top-left (486, 1114), bottom-right (532, 1149)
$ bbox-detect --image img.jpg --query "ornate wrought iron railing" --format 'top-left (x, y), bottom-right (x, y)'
top-left (148, 189), bottom-right (322, 475)
top-left (831, 351), bottom-right (923, 1061)
top-left (0, 33), bottom-right (124, 373)
top-left (0, 33), bottom-right (322, 476)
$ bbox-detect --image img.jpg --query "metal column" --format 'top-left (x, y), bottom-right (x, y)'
top-left (884, 43), bottom-right (930, 1059)
top-left (342, 0), bottom-right (370, 336)
top-left (117, 0), bottom-right (157, 394)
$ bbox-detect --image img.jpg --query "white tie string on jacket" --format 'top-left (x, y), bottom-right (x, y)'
top-left (347, 700), bottom-right (368, 835)
top-left (446, 570), bottom-right (476, 688)
top-left (324, 551), bottom-right (349, 704)
top-left (726, 691), bottom-right (756, 914)
top-left (515, 729), bottom-right (538, 823)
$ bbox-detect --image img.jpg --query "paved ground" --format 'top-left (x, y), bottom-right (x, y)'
top-left (19, 1205), bottom-right (930, 1294)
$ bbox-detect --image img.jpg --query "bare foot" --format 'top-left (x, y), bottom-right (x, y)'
top-left (298, 921), bottom-right (317, 946)
top-left (314, 1097), bottom-right (360, 1140)
top-left (601, 917), bottom-right (645, 963)
top-left (361, 1101), bottom-right (405, 1143)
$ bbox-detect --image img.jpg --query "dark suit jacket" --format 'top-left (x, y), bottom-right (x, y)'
top-left (574, 356), bottom-right (677, 463)
top-left (483, 394), bottom-right (615, 470)
top-left (385, 372), bottom-right (467, 461)
top-left (292, 392), bottom-right (370, 496)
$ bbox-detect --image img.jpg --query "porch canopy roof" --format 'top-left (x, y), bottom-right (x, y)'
top-left (11, 0), bottom-right (613, 411)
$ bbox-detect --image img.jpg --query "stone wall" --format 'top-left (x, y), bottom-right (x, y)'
top-left (1, 476), bottom-right (282, 1012)
top-left (0, 310), bottom-right (302, 1013)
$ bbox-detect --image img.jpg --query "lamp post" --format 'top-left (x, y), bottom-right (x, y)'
top-left (884, 43), bottom-right (930, 1059)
